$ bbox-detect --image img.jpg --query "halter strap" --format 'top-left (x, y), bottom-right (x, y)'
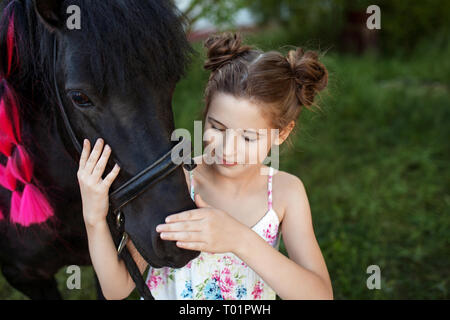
top-left (268, 166), bottom-right (274, 211)
top-left (189, 170), bottom-right (195, 201)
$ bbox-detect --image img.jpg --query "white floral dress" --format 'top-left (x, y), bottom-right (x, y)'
top-left (141, 166), bottom-right (281, 300)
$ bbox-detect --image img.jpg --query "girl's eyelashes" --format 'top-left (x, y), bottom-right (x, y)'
top-left (211, 126), bottom-right (257, 142)
top-left (212, 125), bottom-right (226, 132)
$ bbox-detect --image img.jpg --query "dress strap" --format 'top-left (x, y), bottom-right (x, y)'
top-left (189, 170), bottom-right (195, 201)
top-left (268, 167), bottom-right (273, 211)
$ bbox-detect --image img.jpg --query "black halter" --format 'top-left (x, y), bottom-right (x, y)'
top-left (52, 36), bottom-right (196, 300)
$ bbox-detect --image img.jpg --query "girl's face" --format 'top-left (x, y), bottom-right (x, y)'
top-left (203, 92), bottom-right (286, 177)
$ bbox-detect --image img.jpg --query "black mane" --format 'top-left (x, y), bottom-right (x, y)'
top-left (1, 0), bottom-right (195, 109)
top-left (63, 0), bottom-right (195, 93)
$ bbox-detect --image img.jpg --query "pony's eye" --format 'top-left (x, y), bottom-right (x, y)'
top-left (68, 91), bottom-right (94, 107)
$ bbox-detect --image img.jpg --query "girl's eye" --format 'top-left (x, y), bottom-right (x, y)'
top-left (68, 91), bottom-right (94, 107)
top-left (244, 136), bottom-right (257, 142)
top-left (212, 125), bottom-right (225, 132)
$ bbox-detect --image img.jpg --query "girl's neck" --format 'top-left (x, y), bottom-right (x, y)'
top-left (200, 154), bottom-right (265, 197)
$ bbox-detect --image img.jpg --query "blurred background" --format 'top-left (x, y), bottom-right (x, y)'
top-left (1, 0), bottom-right (448, 299)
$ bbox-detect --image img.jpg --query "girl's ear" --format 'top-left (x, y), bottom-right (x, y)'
top-left (33, 0), bottom-right (64, 32)
top-left (274, 121), bottom-right (295, 145)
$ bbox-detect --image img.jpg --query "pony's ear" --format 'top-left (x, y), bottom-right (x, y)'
top-left (33, 0), bottom-right (64, 31)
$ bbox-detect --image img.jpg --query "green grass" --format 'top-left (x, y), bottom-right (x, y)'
top-left (1, 27), bottom-right (448, 299)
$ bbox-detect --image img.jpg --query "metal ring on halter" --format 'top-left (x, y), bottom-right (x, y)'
top-left (116, 210), bottom-right (124, 229)
top-left (117, 232), bottom-right (129, 255)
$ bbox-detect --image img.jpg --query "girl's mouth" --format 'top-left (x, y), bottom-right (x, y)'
top-left (221, 162), bottom-right (237, 167)
top-left (217, 157), bottom-right (238, 167)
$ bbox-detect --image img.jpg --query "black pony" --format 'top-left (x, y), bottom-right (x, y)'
top-left (0, 0), bottom-right (199, 299)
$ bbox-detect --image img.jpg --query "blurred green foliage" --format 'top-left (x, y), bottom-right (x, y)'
top-left (245, 0), bottom-right (449, 55)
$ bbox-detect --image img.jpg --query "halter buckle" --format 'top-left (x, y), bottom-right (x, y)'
top-left (116, 209), bottom-right (124, 230)
top-left (117, 232), bottom-right (129, 255)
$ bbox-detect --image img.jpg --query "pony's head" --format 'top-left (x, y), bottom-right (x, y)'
top-left (0, 0), bottom-right (200, 268)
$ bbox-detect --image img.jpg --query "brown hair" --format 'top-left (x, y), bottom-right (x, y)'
top-left (202, 32), bottom-right (328, 146)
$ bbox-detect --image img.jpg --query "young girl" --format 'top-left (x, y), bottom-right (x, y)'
top-left (78, 32), bottom-right (333, 300)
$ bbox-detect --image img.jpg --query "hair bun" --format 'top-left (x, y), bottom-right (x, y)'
top-left (203, 32), bottom-right (252, 72)
top-left (286, 48), bottom-right (328, 107)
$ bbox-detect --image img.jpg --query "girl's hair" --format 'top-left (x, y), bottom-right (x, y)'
top-left (201, 32), bottom-right (328, 146)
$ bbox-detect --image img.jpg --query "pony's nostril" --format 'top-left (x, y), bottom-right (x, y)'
top-left (155, 237), bottom-right (198, 267)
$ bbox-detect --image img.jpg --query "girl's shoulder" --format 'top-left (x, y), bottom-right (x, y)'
top-left (268, 167), bottom-right (306, 224)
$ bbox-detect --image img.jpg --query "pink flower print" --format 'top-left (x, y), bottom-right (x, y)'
top-left (195, 253), bottom-right (204, 263)
top-left (212, 270), bottom-right (220, 282)
top-left (162, 267), bottom-right (171, 277)
top-left (219, 268), bottom-right (236, 298)
top-left (222, 256), bottom-right (234, 266)
top-left (252, 281), bottom-right (264, 299)
top-left (263, 223), bottom-right (278, 245)
top-left (222, 267), bottom-right (231, 276)
top-left (221, 254), bottom-right (241, 266)
top-left (147, 274), bottom-right (163, 290)
top-left (185, 261), bottom-right (192, 269)
top-left (220, 275), bottom-right (235, 294)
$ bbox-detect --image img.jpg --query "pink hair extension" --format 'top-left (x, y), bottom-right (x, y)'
top-left (0, 132), bottom-right (14, 157)
top-left (9, 144), bottom-right (33, 184)
top-left (10, 183), bottom-right (54, 227)
top-left (4, 142), bottom-right (55, 226)
top-left (0, 0), bottom-right (19, 78)
top-left (6, 15), bottom-right (16, 76)
top-left (0, 161), bottom-right (16, 191)
top-left (0, 97), bottom-right (17, 146)
top-left (9, 189), bottom-right (22, 224)
top-left (0, 6), bottom-right (55, 227)
top-left (0, 82), bottom-right (21, 144)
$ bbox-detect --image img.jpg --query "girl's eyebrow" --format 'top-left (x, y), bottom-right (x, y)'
top-left (208, 116), bottom-right (265, 136)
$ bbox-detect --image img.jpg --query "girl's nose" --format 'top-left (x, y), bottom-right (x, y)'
top-left (223, 131), bottom-right (238, 160)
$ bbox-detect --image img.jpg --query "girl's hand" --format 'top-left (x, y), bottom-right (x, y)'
top-left (156, 194), bottom-right (249, 254)
top-left (77, 138), bottom-right (121, 228)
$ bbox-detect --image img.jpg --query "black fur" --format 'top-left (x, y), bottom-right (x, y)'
top-left (0, 0), bottom-right (199, 300)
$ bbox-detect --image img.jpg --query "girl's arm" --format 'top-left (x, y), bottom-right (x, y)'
top-left (78, 138), bottom-right (147, 300)
top-left (157, 171), bottom-right (333, 299)
top-left (85, 221), bottom-right (148, 300)
top-left (85, 219), bottom-right (132, 299)
top-left (234, 174), bottom-right (333, 300)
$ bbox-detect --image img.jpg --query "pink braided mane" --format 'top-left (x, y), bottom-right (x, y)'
top-left (0, 8), bottom-right (54, 227)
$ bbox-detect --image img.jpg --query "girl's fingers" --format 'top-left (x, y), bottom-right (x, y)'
top-left (156, 221), bottom-right (203, 233)
top-left (160, 231), bottom-right (202, 242)
top-left (92, 144), bottom-right (112, 179)
top-left (165, 209), bottom-right (204, 223)
top-left (102, 163), bottom-right (121, 188)
top-left (85, 138), bottom-right (105, 174)
top-left (176, 241), bottom-right (205, 251)
top-left (79, 139), bottom-right (91, 169)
